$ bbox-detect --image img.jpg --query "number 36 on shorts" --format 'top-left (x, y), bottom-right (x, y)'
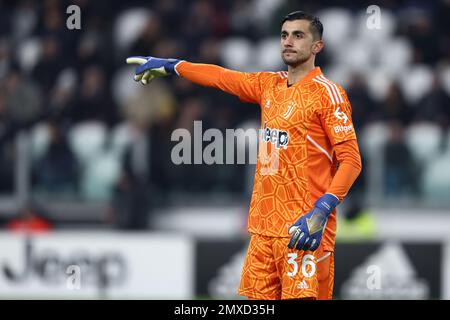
top-left (287, 253), bottom-right (316, 278)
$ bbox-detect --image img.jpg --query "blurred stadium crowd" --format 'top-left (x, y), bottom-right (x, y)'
top-left (0, 0), bottom-right (449, 229)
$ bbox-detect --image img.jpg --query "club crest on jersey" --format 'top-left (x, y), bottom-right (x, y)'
top-left (262, 123), bottom-right (289, 149)
top-left (283, 102), bottom-right (296, 119)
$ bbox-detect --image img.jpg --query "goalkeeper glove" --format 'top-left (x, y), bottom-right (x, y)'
top-left (126, 56), bottom-right (183, 85)
top-left (288, 193), bottom-right (339, 251)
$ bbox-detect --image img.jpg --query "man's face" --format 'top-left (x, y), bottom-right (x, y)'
top-left (280, 19), bottom-right (322, 67)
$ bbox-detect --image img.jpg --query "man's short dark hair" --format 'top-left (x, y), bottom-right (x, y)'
top-left (281, 11), bottom-right (323, 40)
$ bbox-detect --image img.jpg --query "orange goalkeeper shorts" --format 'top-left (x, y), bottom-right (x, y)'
top-left (238, 233), bottom-right (334, 300)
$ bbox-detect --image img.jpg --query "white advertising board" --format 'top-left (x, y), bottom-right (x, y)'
top-left (0, 231), bottom-right (193, 299)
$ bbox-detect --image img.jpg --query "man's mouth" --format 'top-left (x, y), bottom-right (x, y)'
top-left (283, 50), bottom-right (296, 54)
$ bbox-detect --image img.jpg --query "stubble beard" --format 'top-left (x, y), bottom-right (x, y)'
top-left (282, 52), bottom-right (309, 68)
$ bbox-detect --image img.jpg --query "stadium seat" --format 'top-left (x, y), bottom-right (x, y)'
top-left (324, 65), bottom-right (352, 88)
top-left (16, 37), bottom-right (41, 73)
top-left (113, 8), bottom-right (152, 51)
top-left (30, 123), bottom-right (50, 161)
top-left (399, 65), bottom-right (434, 104)
top-left (404, 122), bottom-right (442, 164)
top-left (359, 121), bottom-right (390, 157)
top-left (335, 39), bottom-right (371, 74)
top-left (68, 121), bottom-right (107, 166)
top-left (80, 151), bottom-right (121, 201)
top-left (365, 68), bottom-right (395, 101)
top-left (378, 37), bottom-right (413, 76)
top-left (250, 0), bottom-right (284, 25)
top-left (422, 151), bottom-right (450, 200)
top-left (220, 37), bottom-right (254, 71)
top-left (317, 8), bottom-right (353, 53)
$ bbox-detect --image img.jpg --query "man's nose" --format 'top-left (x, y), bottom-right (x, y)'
top-left (283, 36), bottom-right (293, 47)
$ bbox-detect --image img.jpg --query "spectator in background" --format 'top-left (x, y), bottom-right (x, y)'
top-left (0, 89), bottom-right (15, 194)
top-left (113, 119), bottom-right (176, 230)
top-left (229, 0), bottom-right (258, 39)
top-left (0, 2), bottom-right (12, 37)
top-left (129, 15), bottom-right (164, 57)
top-left (383, 120), bottom-right (419, 197)
top-left (169, 96), bottom-right (213, 192)
top-left (4, 66), bottom-right (42, 126)
top-left (113, 123), bottom-right (152, 230)
top-left (46, 68), bottom-right (78, 124)
top-left (405, 9), bottom-right (439, 66)
top-left (380, 82), bottom-right (411, 125)
top-left (155, 0), bottom-right (184, 32)
top-left (181, 0), bottom-right (225, 55)
top-left (71, 65), bottom-right (118, 126)
top-left (113, 80), bottom-right (176, 230)
top-left (0, 39), bottom-right (12, 82)
top-left (31, 36), bottom-right (63, 95)
top-left (0, 0), bottom-right (449, 231)
top-left (346, 73), bottom-right (377, 131)
top-left (32, 121), bottom-right (79, 196)
top-left (76, 31), bottom-right (104, 71)
top-left (0, 145), bottom-right (15, 194)
top-left (417, 72), bottom-right (450, 130)
top-left (36, 0), bottom-right (68, 43)
top-left (11, 0), bottom-right (38, 43)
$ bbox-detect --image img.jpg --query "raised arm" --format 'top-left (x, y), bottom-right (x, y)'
top-left (126, 56), bottom-right (262, 104)
top-left (176, 62), bottom-right (261, 103)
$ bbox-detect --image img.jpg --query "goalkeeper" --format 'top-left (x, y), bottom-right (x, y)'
top-left (127, 11), bottom-right (362, 300)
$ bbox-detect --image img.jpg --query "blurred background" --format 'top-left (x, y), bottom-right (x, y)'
top-left (0, 0), bottom-right (449, 299)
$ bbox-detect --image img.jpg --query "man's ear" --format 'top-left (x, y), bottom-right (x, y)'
top-left (312, 40), bottom-right (324, 55)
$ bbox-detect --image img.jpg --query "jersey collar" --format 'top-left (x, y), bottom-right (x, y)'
top-left (286, 67), bottom-right (322, 87)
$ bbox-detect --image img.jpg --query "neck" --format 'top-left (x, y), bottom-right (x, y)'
top-left (287, 58), bottom-right (316, 86)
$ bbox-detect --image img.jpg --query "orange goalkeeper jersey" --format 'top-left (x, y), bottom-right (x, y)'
top-left (178, 62), bottom-right (360, 251)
